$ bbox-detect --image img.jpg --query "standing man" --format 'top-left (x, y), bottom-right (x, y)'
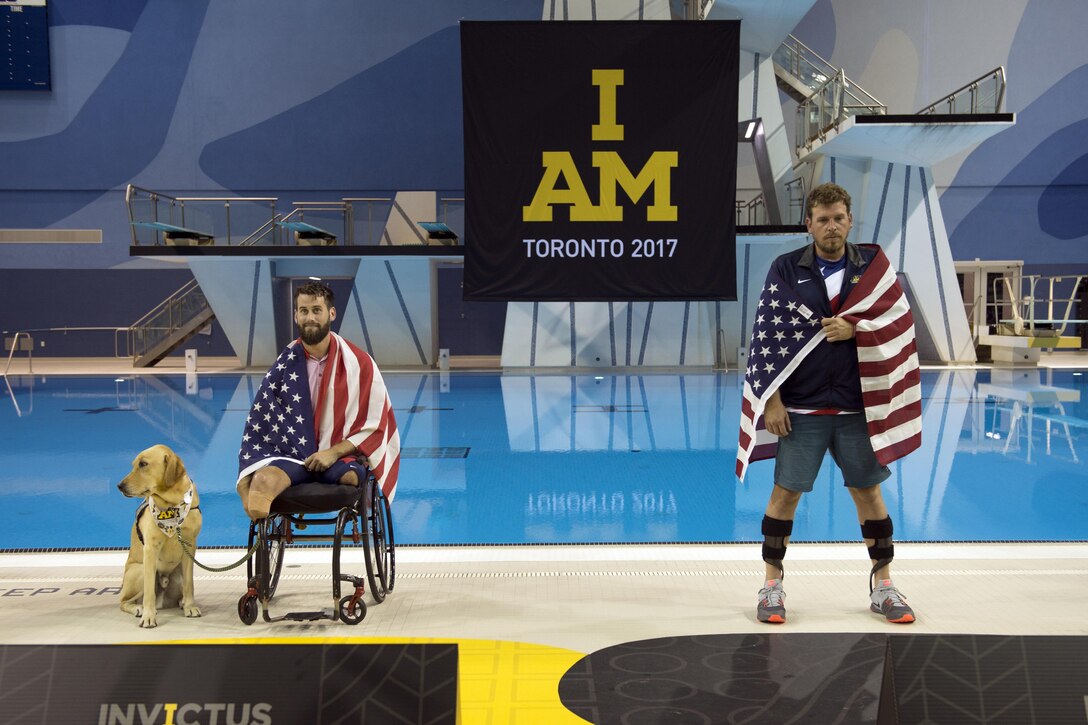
top-left (237, 281), bottom-right (400, 519)
top-left (736, 183), bottom-right (922, 624)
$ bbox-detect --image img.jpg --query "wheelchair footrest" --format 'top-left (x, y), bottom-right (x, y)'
top-left (282, 610), bottom-right (335, 622)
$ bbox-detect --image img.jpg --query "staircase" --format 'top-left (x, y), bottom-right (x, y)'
top-left (772, 34), bottom-right (886, 152)
top-left (128, 280), bottom-right (215, 368)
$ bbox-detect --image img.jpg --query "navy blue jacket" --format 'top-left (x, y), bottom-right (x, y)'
top-left (770, 242), bottom-right (878, 412)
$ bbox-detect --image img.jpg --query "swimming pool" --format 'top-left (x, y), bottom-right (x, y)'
top-left (2, 368), bottom-right (1086, 549)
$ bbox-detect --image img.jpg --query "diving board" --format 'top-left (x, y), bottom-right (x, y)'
top-left (132, 221), bottom-right (214, 246)
top-left (418, 222), bottom-right (459, 246)
top-left (277, 221), bottom-right (337, 246)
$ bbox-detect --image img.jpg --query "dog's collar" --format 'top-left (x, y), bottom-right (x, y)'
top-left (146, 482), bottom-right (195, 539)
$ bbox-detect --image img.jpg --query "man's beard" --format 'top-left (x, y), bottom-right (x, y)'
top-left (300, 321), bottom-right (331, 345)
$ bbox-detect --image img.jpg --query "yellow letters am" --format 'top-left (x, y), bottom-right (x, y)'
top-left (522, 151), bottom-right (679, 222)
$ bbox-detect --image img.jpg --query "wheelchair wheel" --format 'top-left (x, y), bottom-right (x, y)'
top-left (238, 593), bottom-right (258, 625)
top-left (363, 480), bottom-right (396, 602)
top-left (247, 516), bottom-right (286, 600)
top-left (338, 594), bottom-right (366, 624)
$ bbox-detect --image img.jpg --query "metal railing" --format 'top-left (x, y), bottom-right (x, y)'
top-left (784, 177), bottom-right (806, 224)
top-left (4, 326), bottom-right (135, 372)
top-left (796, 69), bottom-right (887, 155)
top-left (3, 331), bottom-right (33, 377)
top-left (127, 280), bottom-right (211, 362)
top-left (735, 195), bottom-right (767, 225)
top-left (126, 184), bottom-right (278, 246)
top-left (775, 34), bottom-right (886, 153)
top-left (917, 67), bottom-right (1006, 115)
top-left (126, 185), bottom-right (473, 247)
top-left (774, 35), bottom-right (840, 98)
top-left (343, 198), bottom-right (396, 246)
top-left (988, 273), bottom-right (1087, 337)
top-left (238, 214), bottom-right (283, 246)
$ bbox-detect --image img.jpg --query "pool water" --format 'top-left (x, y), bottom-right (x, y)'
top-left (1, 368), bottom-right (1086, 549)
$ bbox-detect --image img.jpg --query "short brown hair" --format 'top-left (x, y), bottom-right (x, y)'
top-left (806, 182), bottom-right (852, 218)
top-left (294, 281), bottom-right (334, 308)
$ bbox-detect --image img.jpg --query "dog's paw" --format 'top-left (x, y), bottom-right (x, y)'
top-left (183, 604), bottom-right (202, 618)
top-left (139, 612), bottom-right (158, 628)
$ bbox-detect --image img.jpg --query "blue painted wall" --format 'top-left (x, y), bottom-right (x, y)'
top-left (793, 0), bottom-right (1088, 274)
top-left (2, 0), bottom-right (1086, 353)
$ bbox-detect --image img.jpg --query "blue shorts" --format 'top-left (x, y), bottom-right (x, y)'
top-left (773, 413), bottom-right (890, 492)
top-left (266, 458), bottom-right (364, 486)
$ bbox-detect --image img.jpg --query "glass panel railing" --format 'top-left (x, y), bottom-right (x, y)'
top-left (130, 283), bottom-right (210, 360)
top-left (773, 36), bottom-right (837, 96)
top-left (775, 35), bottom-right (885, 115)
top-left (777, 34), bottom-right (887, 153)
top-left (917, 67), bottom-right (1006, 115)
top-left (795, 70), bottom-right (887, 155)
top-left (125, 184), bottom-right (278, 246)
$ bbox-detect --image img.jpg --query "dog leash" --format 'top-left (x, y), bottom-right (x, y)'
top-left (176, 533), bottom-right (259, 573)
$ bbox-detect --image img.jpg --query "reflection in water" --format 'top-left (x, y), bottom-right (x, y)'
top-left (0, 370), bottom-right (1087, 549)
top-left (968, 369), bottom-right (1084, 463)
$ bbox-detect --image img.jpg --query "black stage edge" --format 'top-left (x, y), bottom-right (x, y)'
top-left (130, 245), bottom-right (465, 257)
top-left (0, 643), bottom-right (458, 724)
top-left (559, 633), bottom-right (1088, 724)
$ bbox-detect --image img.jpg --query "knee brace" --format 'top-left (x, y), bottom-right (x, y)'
top-left (761, 516), bottom-right (793, 576)
top-left (861, 516), bottom-right (894, 592)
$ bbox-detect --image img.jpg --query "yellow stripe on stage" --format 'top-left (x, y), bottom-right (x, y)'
top-left (142, 636), bottom-right (590, 725)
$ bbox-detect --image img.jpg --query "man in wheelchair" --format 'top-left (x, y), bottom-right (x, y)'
top-left (233, 282), bottom-right (400, 624)
top-left (236, 281), bottom-right (400, 518)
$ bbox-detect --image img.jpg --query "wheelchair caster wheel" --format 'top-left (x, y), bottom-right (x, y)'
top-left (238, 593), bottom-right (258, 625)
top-left (338, 595), bottom-right (366, 625)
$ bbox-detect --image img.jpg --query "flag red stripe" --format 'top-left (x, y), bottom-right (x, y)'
top-left (866, 401), bottom-right (923, 435)
top-left (842, 281), bottom-right (901, 324)
top-left (858, 340), bottom-right (918, 377)
top-left (873, 430), bottom-right (922, 465)
top-left (750, 442), bottom-right (778, 463)
top-left (855, 310), bottom-right (914, 347)
top-left (331, 342), bottom-right (349, 443)
top-left (861, 367), bottom-right (921, 409)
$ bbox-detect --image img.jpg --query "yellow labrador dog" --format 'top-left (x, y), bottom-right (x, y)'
top-left (117, 444), bottom-right (202, 628)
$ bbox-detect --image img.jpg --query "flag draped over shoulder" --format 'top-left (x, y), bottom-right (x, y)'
top-left (237, 332), bottom-right (401, 502)
top-left (735, 246), bottom-right (922, 481)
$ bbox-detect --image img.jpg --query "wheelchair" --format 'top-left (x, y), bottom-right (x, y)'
top-left (237, 466), bottom-right (395, 625)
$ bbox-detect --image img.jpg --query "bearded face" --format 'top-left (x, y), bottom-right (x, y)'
top-left (806, 201), bottom-right (853, 261)
top-left (294, 293), bottom-right (335, 347)
top-left (299, 318), bottom-right (331, 345)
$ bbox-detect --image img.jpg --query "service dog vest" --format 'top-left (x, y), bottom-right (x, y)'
top-left (136, 481), bottom-right (198, 542)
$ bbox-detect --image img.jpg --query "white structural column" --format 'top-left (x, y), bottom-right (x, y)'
top-left (189, 255), bottom-right (434, 368)
top-left (338, 257), bottom-right (435, 368)
top-left (189, 257), bottom-right (278, 368)
top-left (820, 155), bottom-right (977, 362)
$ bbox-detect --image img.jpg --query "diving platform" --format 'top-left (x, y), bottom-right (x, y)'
top-left (277, 220), bottom-right (338, 246)
top-left (131, 221), bottom-right (215, 246)
top-left (797, 113), bottom-right (1016, 166)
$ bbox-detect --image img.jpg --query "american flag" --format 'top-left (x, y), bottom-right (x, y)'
top-left (237, 331), bottom-right (401, 501)
top-left (736, 245), bottom-right (921, 481)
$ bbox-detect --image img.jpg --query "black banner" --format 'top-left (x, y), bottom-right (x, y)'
top-left (0, 643), bottom-right (458, 724)
top-left (461, 21), bottom-right (739, 301)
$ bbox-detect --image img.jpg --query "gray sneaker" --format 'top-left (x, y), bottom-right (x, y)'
top-left (870, 579), bottom-right (915, 623)
top-left (757, 579), bottom-right (786, 623)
